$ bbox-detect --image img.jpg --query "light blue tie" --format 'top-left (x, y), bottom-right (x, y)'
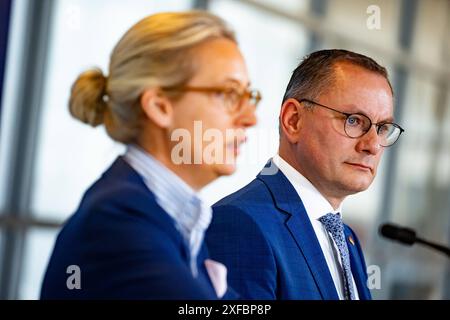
top-left (319, 213), bottom-right (356, 300)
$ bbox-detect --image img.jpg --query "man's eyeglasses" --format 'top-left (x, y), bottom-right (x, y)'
top-left (161, 85), bottom-right (262, 114)
top-left (298, 98), bottom-right (404, 147)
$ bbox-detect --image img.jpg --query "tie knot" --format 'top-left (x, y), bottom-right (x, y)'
top-left (318, 212), bottom-right (344, 234)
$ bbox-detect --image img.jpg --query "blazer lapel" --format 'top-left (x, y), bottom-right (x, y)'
top-left (344, 227), bottom-right (372, 300)
top-left (257, 159), bottom-right (339, 300)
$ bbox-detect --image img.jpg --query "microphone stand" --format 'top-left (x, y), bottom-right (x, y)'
top-left (380, 223), bottom-right (450, 258)
top-left (414, 237), bottom-right (450, 257)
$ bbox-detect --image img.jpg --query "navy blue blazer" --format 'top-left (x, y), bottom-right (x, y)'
top-left (206, 160), bottom-right (372, 300)
top-left (41, 156), bottom-right (230, 299)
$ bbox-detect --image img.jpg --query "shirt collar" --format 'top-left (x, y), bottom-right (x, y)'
top-left (272, 154), bottom-right (343, 220)
top-left (123, 144), bottom-right (212, 236)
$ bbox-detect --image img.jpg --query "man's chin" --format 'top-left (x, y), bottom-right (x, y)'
top-left (346, 180), bottom-right (372, 194)
top-left (336, 175), bottom-right (373, 195)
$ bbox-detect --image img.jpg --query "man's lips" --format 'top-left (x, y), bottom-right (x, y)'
top-left (345, 162), bottom-right (373, 173)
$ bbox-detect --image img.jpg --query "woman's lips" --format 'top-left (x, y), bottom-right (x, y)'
top-left (226, 137), bottom-right (247, 156)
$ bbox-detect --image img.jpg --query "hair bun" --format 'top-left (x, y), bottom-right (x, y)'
top-left (69, 68), bottom-right (108, 127)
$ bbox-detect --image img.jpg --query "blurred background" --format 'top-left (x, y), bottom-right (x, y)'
top-left (0, 0), bottom-right (449, 300)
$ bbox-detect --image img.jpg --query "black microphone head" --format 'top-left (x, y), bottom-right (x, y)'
top-left (379, 223), bottom-right (417, 245)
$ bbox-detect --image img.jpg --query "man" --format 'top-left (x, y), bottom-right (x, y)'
top-left (206, 49), bottom-right (404, 300)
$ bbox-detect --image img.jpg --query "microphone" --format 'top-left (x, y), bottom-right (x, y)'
top-left (379, 223), bottom-right (450, 258)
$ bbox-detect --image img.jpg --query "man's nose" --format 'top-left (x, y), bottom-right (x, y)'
top-left (356, 125), bottom-right (382, 155)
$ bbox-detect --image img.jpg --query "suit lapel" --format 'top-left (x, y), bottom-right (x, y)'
top-left (257, 160), bottom-right (339, 300)
top-left (110, 157), bottom-right (191, 262)
top-left (344, 227), bottom-right (371, 300)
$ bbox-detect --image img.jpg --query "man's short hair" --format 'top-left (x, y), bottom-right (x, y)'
top-left (282, 49), bottom-right (393, 103)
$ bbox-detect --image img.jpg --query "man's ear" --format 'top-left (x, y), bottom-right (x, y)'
top-left (140, 88), bottom-right (173, 128)
top-left (279, 98), bottom-right (303, 143)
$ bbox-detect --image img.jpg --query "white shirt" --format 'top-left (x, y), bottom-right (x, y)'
top-left (273, 154), bottom-right (360, 300)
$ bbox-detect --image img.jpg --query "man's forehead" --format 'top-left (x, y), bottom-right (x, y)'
top-left (323, 66), bottom-right (394, 121)
top-left (335, 61), bottom-right (390, 86)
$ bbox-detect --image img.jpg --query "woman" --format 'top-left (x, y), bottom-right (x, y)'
top-left (41, 10), bottom-right (259, 299)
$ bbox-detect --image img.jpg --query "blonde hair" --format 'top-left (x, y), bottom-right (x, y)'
top-left (69, 11), bottom-right (236, 143)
